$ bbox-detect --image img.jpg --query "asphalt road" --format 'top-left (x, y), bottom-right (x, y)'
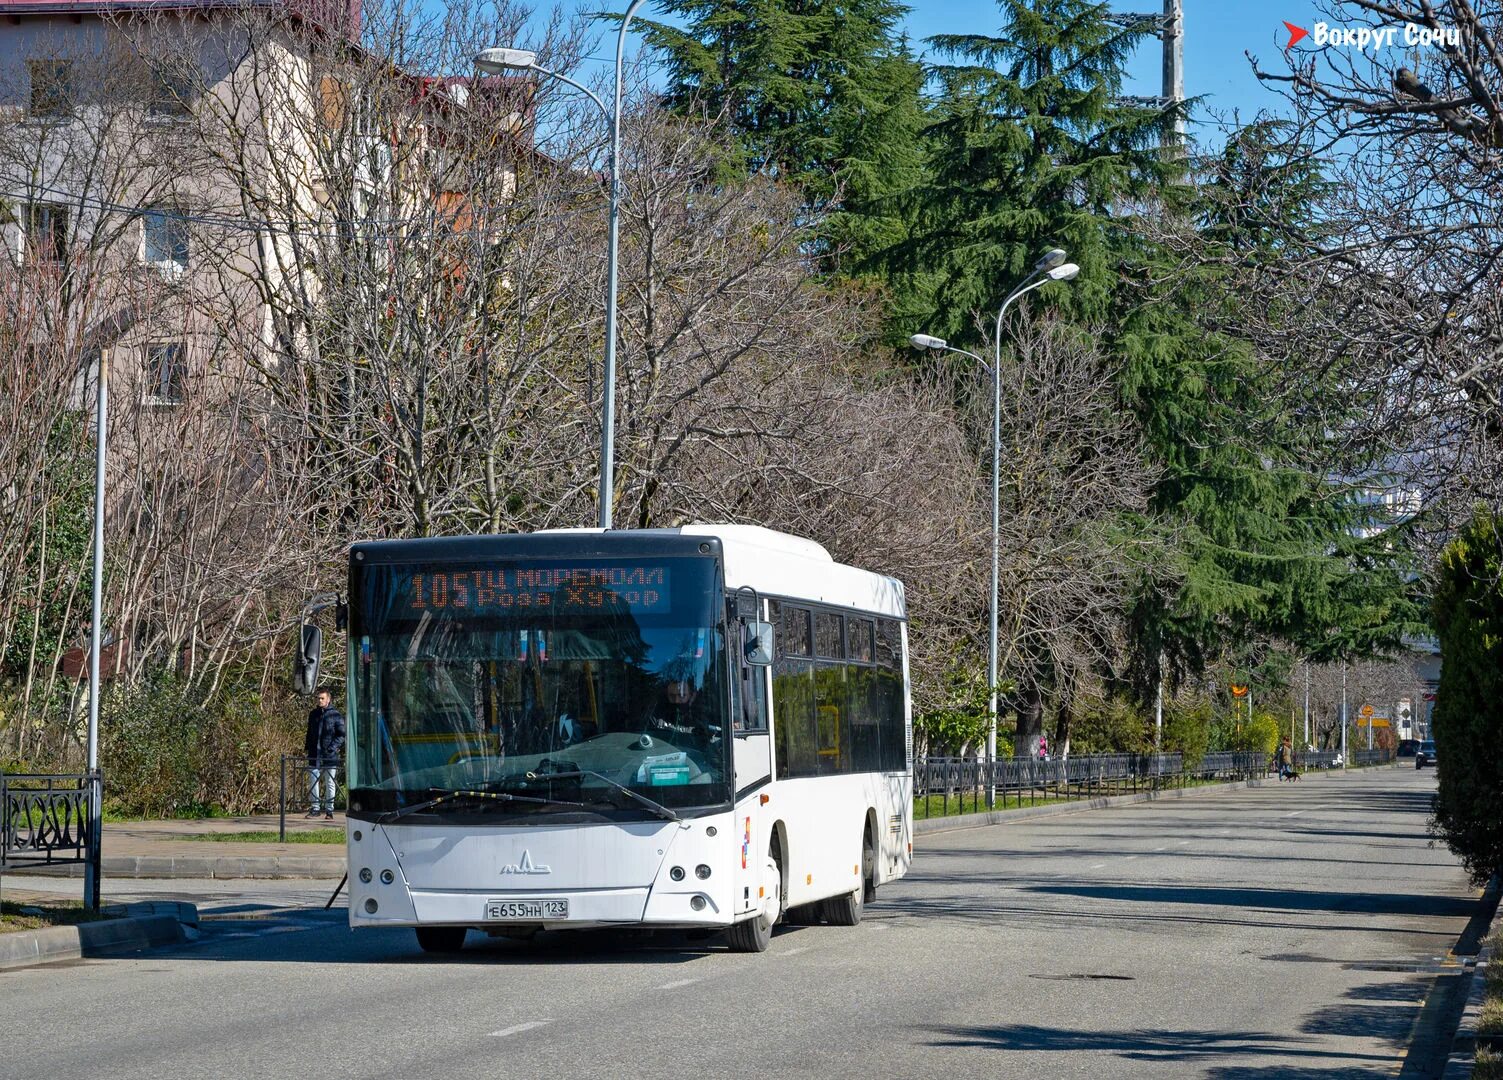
top-left (4, 766), bottom-right (1483, 1080)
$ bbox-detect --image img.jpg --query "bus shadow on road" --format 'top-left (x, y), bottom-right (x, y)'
top-left (923, 1022), bottom-right (1391, 1071)
top-left (145, 920), bottom-right (816, 967)
top-left (1020, 882), bottom-right (1476, 920)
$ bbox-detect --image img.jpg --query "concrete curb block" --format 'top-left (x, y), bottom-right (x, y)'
top-left (0, 901), bottom-right (197, 972)
top-left (914, 763), bottom-right (1384, 837)
top-left (1443, 877), bottom-right (1502, 1079)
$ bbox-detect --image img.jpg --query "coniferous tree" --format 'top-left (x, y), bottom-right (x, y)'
top-left (1115, 123), bottom-right (1423, 701)
top-left (638, 0), bottom-right (927, 270)
top-left (877, 0), bottom-right (1177, 345)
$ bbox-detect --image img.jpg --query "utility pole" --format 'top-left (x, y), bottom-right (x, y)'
top-left (1111, 0), bottom-right (1185, 146)
top-left (1162, 0), bottom-right (1185, 142)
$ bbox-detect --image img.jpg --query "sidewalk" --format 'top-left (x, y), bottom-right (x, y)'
top-left (20, 813), bottom-right (348, 880)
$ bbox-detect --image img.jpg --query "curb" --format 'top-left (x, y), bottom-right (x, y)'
top-left (0, 900), bottom-right (198, 972)
top-left (24, 855), bottom-right (347, 880)
top-left (915, 763), bottom-right (1387, 837)
top-left (1443, 876), bottom-right (1502, 1079)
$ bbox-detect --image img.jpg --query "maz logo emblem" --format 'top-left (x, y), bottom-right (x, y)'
top-left (499, 850), bottom-right (551, 875)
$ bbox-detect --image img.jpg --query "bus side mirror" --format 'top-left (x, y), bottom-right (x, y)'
top-left (744, 620), bottom-right (773, 667)
top-left (293, 623), bottom-right (322, 694)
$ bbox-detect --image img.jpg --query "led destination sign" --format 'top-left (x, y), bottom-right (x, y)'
top-left (397, 564), bottom-right (672, 616)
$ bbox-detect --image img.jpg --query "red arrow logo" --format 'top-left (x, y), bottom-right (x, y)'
top-left (1284, 21), bottom-right (1309, 48)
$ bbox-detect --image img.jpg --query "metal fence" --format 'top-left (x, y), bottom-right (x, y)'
top-left (0, 772), bottom-right (100, 874)
top-left (278, 756), bottom-right (346, 842)
top-left (914, 748), bottom-right (1396, 816)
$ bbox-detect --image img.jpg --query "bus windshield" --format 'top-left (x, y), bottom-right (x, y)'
top-left (348, 554), bottom-right (731, 815)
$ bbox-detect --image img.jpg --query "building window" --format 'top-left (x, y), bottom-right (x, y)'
top-left (145, 343), bottom-right (185, 403)
top-left (143, 210), bottom-right (189, 272)
top-left (148, 60), bottom-right (195, 117)
top-left (28, 59), bottom-right (73, 118)
top-left (24, 203), bottom-right (68, 263)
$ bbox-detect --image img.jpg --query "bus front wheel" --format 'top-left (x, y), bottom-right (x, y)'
top-left (415, 926), bottom-right (468, 954)
top-left (727, 844), bottom-right (782, 953)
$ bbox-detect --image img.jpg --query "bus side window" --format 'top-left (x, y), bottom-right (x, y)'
top-left (875, 619), bottom-right (906, 772)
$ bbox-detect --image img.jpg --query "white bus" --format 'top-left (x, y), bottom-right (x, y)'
top-left (339, 524), bottom-right (912, 953)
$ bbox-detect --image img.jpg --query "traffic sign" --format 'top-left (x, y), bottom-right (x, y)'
top-left (1230, 684), bottom-right (1248, 698)
top-left (1359, 704), bottom-right (1374, 718)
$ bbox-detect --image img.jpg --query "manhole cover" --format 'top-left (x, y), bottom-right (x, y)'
top-left (1028, 973), bottom-right (1136, 981)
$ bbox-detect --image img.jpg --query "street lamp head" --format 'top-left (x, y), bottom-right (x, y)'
top-left (474, 47), bottom-right (538, 73)
top-left (909, 333), bottom-right (948, 351)
top-left (1047, 262), bottom-right (1080, 281)
top-left (1034, 248), bottom-right (1068, 272)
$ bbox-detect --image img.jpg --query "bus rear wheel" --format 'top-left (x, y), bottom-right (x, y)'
top-left (415, 926), bottom-right (468, 953)
top-left (823, 829), bottom-right (875, 926)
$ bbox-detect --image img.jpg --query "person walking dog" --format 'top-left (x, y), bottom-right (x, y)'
top-left (1274, 737), bottom-right (1295, 781)
top-left (305, 687), bottom-right (346, 819)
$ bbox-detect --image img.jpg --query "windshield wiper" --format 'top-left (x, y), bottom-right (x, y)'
top-left (525, 764), bottom-right (682, 823)
top-left (377, 785), bottom-right (592, 824)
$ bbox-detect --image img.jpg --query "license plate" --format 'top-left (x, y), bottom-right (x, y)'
top-left (485, 899), bottom-right (568, 921)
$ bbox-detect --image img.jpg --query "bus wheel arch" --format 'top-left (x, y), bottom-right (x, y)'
top-left (727, 822), bottom-right (786, 953)
top-left (862, 808), bottom-right (878, 903)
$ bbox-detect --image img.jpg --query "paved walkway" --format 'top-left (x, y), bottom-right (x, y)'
top-left (14, 812), bottom-right (349, 879)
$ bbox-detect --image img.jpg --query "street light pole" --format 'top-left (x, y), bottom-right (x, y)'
top-left (909, 250), bottom-right (1078, 801)
top-left (1340, 658), bottom-right (1348, 767)
top-left (1303, 661), bottom-right (1310, 747)
top-left (476, 0), bottom-right (649, 530)
top-left (84, 349), bottom-right (109, 912)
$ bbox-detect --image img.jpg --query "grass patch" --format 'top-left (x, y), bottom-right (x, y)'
top-left (0, 899), bottom-right (112, 934)
top-left (911, 776), bottom-right (1234, 821)
top-left (1480, 931), bottom-right (1503, 1038)
top-left (181, 829), bottom-right (344, 844)
top-left (1475, 1047), bottom-right (1503, 1079)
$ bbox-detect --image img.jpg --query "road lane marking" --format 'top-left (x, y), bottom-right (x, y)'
top-left (1177, 840), bottom-right (1190, 846)
top-left (658, 978), bottom-right (699, 990)
top-left (489, 1021), bottom-right (553, 1038)
top-left (1124, 855), bottom-right (1138, 861)
top-left (782, 947), bottom-right (810, 956)
top-left (1154, 847), bottom-right (1167, 852)
top-left (1285, 810), bottom-right (1306, 817)
top-left (1090, 863), bottom-right (1106, 869)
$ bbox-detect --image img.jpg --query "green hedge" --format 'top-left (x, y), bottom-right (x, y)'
top-left (1431, 509), bottom-right (1503, 884)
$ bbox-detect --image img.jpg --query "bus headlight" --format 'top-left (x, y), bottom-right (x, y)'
top-left (359, 867), bottom-right (372, 883)
top-left (690, 895), bottom-right (707, 911)
top-left (669, 866), bottom-right (685, 882)
top-left (380, 869), bottom-right (395, 885)
top-left (695, 864), bottom-right (711, 879)
top-left (364, 898), bottom-right (379, 914)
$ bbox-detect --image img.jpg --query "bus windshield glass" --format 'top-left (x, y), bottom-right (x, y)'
top-left (348, 555), bottom-right (730, 814)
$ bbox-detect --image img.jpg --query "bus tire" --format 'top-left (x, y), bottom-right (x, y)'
top-left (784, 903), bottom-right (822, 925)
top-left (415, 926), bottom-right (468, 953)
top-left (728, 843), bottom-right (782, 953)
top-left (824, 829), bottom-right (874, 926)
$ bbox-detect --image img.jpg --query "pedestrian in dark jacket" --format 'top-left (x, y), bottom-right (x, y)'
top-left (305, 688), bottom-right (346, 819)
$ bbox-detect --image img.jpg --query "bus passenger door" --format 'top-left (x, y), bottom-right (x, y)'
top-left (731, 619), bottom-right (772, 795)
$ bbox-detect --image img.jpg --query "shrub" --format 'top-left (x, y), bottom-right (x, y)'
top-left (1162, 697), bottom-right (1212, 767)
top-left (1431, 509), bottom-right (1503, 884)
top-left (100, 674), bottom-right (304, 817)
top-left (1070, 695), bottom-right (1150, 754)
